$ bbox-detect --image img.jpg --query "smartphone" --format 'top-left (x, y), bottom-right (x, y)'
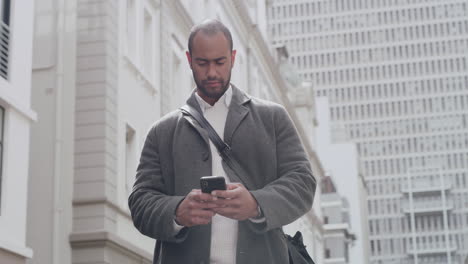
top-left (200, 176), bottom-right (226, 194)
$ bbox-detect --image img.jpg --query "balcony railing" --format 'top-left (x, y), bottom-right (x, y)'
top-left (324, 257), bottom-right (347, 264)
top-left (402, 199), bottom-right (453, 214)
top-left (324, 223), bottom-right (351, 232)
top-left (401, 181), bottom-right (451, 194)
top-left (407, 241), bottom-right (457, 255)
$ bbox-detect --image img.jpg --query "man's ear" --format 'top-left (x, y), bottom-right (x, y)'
top-left (231, 50), bottom-right (237, 68)
top-left (186, 51), bottom-right (192, 69)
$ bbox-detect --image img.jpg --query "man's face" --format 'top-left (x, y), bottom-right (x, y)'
top-left (186, 32), bottom-right (236, 104)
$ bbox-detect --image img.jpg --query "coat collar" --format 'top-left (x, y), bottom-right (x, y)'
top-left (185, 83), bottom-right (250, 112)
top-left (223, 84), bottom-right (251, 146)
top-left (194, 85), bottom-right (232, 113)
top-left (184, 83), bottom-right (251, 145)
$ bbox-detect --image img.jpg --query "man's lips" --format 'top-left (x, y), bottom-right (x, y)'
top-left (205, 81), bottom-right (222, 87)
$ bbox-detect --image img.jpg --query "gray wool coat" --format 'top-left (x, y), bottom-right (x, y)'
top-left (128, 85), bottom-right (316, 264)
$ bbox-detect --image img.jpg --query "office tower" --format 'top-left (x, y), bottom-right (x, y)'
top-left (268, 0), bottom-right (468, 263)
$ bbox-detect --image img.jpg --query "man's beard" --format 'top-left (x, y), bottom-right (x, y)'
top-left (194, 73), bottom-right (231, 100)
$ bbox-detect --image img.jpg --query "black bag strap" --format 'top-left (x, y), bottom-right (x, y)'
top-left (180, 104), bottom-right (231, 158)
top-left (180, 104), bottom-right (250, 187)
top-left (154, 239), bottom-right (161, 263)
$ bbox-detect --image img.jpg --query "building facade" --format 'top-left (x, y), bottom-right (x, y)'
top-left (277, 47), bottom-right (326, 264)
top-left (0, 0), bottom-right (36, 263)
top-left (316, 97), bottom-right (370, 264)
top-left (268, 0), bottom-right (468, 263)
top-left (26, 0), bottom-right (325, 263)
top-left (321, 175), bottom-right (356, 264)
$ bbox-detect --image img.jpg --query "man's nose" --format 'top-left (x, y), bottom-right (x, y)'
top-left (207, 64), bottom-right (217, 79)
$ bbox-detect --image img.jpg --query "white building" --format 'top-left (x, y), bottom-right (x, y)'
top-left (268, 0), bottom-right (468, 263)
top-left (277, 47), bottom-right (326, 263)
top-left (0, 0), bottom-right (36, 264)
top-left (316, 97), bottom-right (370, 264)
top-left (26, 0), bottom-right (325, 263)
top-left (321, 175), bottom-right (355, 264)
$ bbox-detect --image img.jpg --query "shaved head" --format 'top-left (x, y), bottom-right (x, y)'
top-left (188, 19), bottom-right (233, 55)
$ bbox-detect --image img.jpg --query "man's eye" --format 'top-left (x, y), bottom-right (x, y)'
top-left (198, 63), bottom-right (208, 66)
top-left (216, 61), bottom-right (225, 65)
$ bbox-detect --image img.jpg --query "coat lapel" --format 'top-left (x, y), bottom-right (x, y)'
top-left (182, 86), bottom-right (255, 189)
top-left (182, 92), bottom-right (210, 146)
top-left (223, 84), bottom-right (251, 146)
top-left (182, 85), bottom-right (251, 147)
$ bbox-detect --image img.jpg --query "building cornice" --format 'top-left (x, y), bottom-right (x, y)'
top-left (0, 240), bottom-right (33, 259)
top-left (0, 86), bottom-right (37, 122)
top-left (70, 230), bottom-right (152, 262)
top-left (167, 0), bottom-right (194, 33)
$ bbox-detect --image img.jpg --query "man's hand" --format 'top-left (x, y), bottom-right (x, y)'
top-left (211, 183), bottom-right (259, 221)
top-left (175, 189), bottom-right (218, 227)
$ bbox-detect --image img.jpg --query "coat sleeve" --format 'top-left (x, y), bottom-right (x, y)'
top-left (128, 125), bottom-right (188, 242)
top-left (249, 105), bottom-right (316, 233)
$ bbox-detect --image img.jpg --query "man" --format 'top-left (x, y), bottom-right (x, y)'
top-left (129, 19), bottom-right (316, 264)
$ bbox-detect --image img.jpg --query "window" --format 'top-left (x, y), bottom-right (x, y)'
top-left (0, 0), bottom-right (10, 79)
top-left (142, 8), bottom-right (154, 78)
top-left (126, 0), bottom-right (137, 59)
top-left (0, 106), bottom-right (4, 212)
top-left (125, 124), bottom-right (137, 195)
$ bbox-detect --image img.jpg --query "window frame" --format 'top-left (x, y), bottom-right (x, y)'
top-left (0, 106), bottom-right (4, 214)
